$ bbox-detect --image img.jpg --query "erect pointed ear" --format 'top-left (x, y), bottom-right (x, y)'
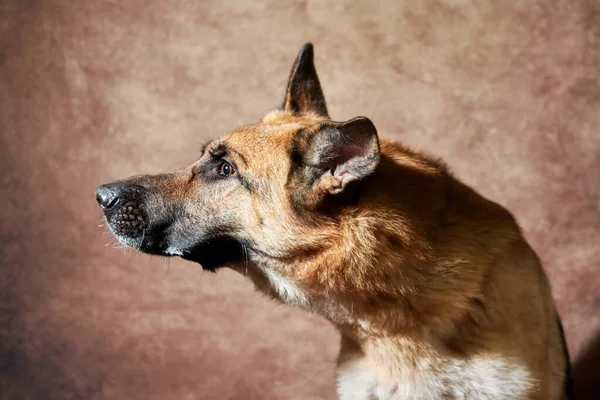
top-left (307, 116), bottom-right (379, 195)
top-left (281, 43), bottom-right (329, 118)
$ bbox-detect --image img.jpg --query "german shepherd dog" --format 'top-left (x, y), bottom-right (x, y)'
top-left (96, 44), bottom-right (573, 399)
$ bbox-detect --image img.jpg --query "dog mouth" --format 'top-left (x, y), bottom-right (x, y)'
top-left (97, 182), bottom-right (246, 271)
top-left (178, 237), bottom-right (246, 272)
top-left (103, 209), bottom-right (246, 272)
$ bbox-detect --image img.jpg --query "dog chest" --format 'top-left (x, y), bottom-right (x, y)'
top-left (336, 354), bottom-right (534, 400)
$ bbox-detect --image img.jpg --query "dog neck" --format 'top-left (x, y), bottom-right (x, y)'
top-left (243, 139), bottom-right (518, 356)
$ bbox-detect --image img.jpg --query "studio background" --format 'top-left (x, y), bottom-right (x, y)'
top-left (1, 1), bottom-right (599, 399)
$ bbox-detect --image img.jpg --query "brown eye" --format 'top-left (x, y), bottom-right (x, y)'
top-left (218, 161), bottom-right (235, 177)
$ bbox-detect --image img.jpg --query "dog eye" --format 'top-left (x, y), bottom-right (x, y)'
top-left (218, 161), bottom-right (235, 177)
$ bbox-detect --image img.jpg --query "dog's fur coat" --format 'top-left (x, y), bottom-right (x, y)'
top-left (98, 44), bottom-right (572, 399)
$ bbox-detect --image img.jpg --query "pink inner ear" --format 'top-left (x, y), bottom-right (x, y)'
top-left (330, 144), bottom-right (370, 178)
top-left (323, 143), bottom-right (367, 164)
top-left (341, 144), bottom-right (369, 159)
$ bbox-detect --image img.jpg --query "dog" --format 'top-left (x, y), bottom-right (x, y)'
top-left (96, 43), bottom-right (573, 400)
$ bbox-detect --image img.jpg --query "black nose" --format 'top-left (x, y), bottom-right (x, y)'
top-left (95, 185), bottom-right (120, 210)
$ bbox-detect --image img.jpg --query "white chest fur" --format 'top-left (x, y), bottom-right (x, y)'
top-left (336, 354), bottom-right (535, 400)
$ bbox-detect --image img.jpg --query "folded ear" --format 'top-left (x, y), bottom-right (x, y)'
top-left (307, 116), bottom-right (379, 195)
top-left (281, 43), bottom-right (329, 118)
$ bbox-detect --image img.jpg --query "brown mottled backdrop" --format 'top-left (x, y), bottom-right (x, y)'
top-left (1, 1), bottom-right (598, 399)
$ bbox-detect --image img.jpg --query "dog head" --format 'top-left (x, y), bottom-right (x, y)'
top-left (97, 43), bottom-right (380, 273)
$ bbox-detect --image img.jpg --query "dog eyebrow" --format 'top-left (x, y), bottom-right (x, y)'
top-left (209, 143), bottom-right (248, 167)
top-left (209, 143), bottom-right (228, 158)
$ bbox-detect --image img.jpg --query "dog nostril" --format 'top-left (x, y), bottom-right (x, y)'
top-left (104, 196), bottom-right (119, 209)
top-left (95, 187), bottom-right (120, 210)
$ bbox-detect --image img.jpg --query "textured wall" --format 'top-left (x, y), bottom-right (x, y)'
top-left (1, 1), bottom-right (598, 399)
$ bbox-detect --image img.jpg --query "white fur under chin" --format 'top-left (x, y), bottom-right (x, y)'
top-left (337, 355), bottom-right (536, 400)
top-left (164, 247), bottom-right (184, 256)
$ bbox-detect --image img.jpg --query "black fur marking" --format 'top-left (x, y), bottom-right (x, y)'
top-left (208, 143), bottom-right (228, 159)
top-left (208, 142), bottom-right (248, 166)
top-left (181, 236), bottom-right (245, 272)
top-left (239, 175), bottom-right (252, 191)
top-left (281, 43), bottom-right (329, 117)
top-left (289, 140), bottom-right (305, 167)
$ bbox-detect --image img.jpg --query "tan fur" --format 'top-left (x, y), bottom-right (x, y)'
top-left (99, 45), bottom-right (570, 400)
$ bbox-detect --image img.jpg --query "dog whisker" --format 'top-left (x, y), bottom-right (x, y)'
top-left (163, 258), bottom-right (171, 279)
top-left (136, 229), bottom-right (145, 252)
